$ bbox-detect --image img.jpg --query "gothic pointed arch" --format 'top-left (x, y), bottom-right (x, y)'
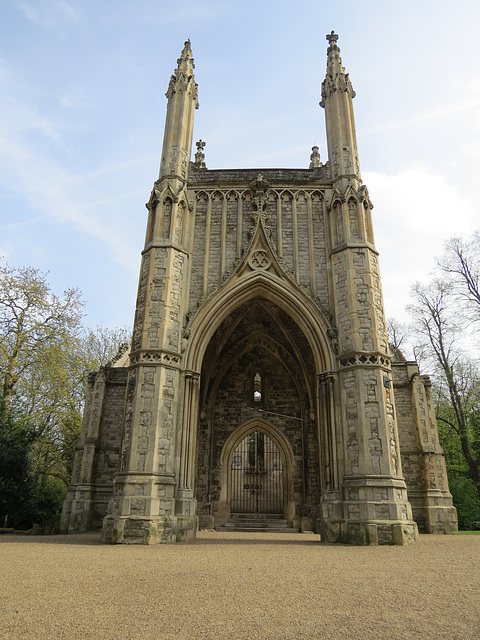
top-left (199, 324), bottom-right (313, 415)
top-left (184, 268), bottom-right (335, 374)
top-left (156, 183), bottom-right (178, 204)
top-left (217, 417), bottom-right (296, 522)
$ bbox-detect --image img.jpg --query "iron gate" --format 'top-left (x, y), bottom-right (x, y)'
top-left (230, 431), bottom-right (283, 514)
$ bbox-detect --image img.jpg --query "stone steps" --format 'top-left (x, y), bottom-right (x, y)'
top-left (216, 514), bottom-right (299, 534)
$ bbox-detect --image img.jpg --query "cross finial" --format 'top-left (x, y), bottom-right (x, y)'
top-left (194, 139), bottom-right (206, 168)
top-left (326, 31), bottom-right (338, 45)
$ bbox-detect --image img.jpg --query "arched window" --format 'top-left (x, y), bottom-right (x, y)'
top-left (253, 371), bottom-right (262, 403)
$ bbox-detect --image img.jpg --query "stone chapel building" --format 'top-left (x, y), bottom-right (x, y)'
top-left (61, 34), bottom-right (458, 545)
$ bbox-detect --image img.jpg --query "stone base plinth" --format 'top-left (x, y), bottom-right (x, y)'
top-left (408, 490), bottom-right (458, 534)
top-left (322, 519), bottom-right (418, 545)
top-left (102, 515), bottom-right (182, 544)
top-left (101, 514), bottom-right (197, 544)
top-left (320, 477), bottom-right (419, 545)
top-left (175, 515), bottom-right (198, 541)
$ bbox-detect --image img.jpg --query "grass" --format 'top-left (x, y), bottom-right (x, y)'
top-left (452, 530), bottom-right (480, 535)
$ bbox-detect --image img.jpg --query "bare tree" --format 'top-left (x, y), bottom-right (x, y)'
top-left (440, 232), bottom-right (480, 322)
top-left (409, 277), bottom-right (480, 501)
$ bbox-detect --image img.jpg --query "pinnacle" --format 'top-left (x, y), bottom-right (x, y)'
top-left (176, 39), bottom-right (195, 74)
top-left (182, 39), bottom-right (192, 57)
top-left (320, 30), bottom-right (355, 107)
top-left (325, 30), bottom-right (345, 77)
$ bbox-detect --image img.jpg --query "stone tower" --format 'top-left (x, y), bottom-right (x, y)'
top-left (61, 35), bottom-right (457, 544)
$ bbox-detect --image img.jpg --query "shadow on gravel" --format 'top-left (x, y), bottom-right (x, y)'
top-left (0, 532), bottom-right (323, 546)
top-left (194, 532), bottom-right (322, 545)
top-left (0, 532), bottom-right (103, 546)
top-left (194, 537), bottom-right (322, 545)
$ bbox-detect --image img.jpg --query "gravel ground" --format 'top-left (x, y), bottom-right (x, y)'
top-left (1, 531), bottom-right (479, 640)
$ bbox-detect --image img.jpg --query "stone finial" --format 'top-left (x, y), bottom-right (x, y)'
top-left (249, 173), bottom-right (270, 217)
top-left (194, 139), bottom-right (206, 168)
top-left (309, 145), bottom-right (322, 169)
top-left (326, 31), bottom-right (338, 46)
top-left (250, 173), bottom-right (269, 193)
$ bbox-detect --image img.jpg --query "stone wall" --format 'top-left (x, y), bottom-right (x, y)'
top-left (187, 169), bottom-right (330, 317)
top-left (60, 366), bottom-right (126, 533)
top-left (392, 361), bottom-right (457, 533)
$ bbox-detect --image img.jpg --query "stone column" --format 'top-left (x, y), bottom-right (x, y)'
top-left (101, 238), bottom-right (190, 544)
top-left (328, 216), bottom-right (417, 544)
top-left (175, 370), bottom-right (200, 541)
top-left (318, 372), bottom-right (338, 492)
top-left (102, 41), bottom-right (198, 544)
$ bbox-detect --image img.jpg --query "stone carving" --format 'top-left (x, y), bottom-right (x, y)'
top-left (335, 203), bottom-right (344, 243)
top-left (309, 145), bottom-right (322, 168)
top-left (250, 173), bottom-right (270, 195)
top-left (248, 250), bottom-right (271, 270)
top-left (327, 326), bottom-right (339, 353)
top-left (194, 139), bottom-right (206, 168)
top-left (130, 350), bottom-right (181, 367)
top-left (339, 353), bottom-right (391, 369)
top-left (348, 200), bottom-right (360, 239)
top-left (320, 32), bottom-right (356, 107)
top-left (107, 342), bottom-right (130, 367)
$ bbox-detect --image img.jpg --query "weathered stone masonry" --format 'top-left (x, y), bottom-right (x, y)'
top-left (61, 34), bottom-right (457, 544)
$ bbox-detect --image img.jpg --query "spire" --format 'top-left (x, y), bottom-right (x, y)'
top-left (165, 40), bottom-right (198, 104)
top-left (159, 41), bottom-right (198, 181)
top-left (320, 31), bottom-right (356, 107)
top-left (176, 39), bottom-right (194, 74)
top-left (320, 32), bottom-right (360, 183)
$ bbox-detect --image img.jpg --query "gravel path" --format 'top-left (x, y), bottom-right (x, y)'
top-left (1, 531), bottom-right (479, 639)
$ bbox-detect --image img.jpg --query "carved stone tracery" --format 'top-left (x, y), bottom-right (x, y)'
top-left (248, 250), bottom-right (271, 270)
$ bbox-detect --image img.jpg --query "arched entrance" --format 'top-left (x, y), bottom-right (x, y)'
top-left (185, 277), bottom-right (336, 532)
top-left (216, 418), bottom-right (296, 527)
top-left (230, 430), bottom-right (283, 514)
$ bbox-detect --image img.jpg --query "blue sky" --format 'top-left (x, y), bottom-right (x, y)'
top-left (1, 0), bottom-right (479, 330)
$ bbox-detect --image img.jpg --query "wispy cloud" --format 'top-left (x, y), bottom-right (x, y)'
top-left (78, 155), bottom-right (158, 180)
top-left (0, 215), bottom-right (51, 230)
top-left (0, 59), bottom-right (140, 273)
top-left (59, 87), bottom-right (93, 110)
top-left (0, 59), bottom-right (63, 145)
top-left (0, 134), bottom-right (139, 272)
top-left (15, 0), bottom-right (79, 27)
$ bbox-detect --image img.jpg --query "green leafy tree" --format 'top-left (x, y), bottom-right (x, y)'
top-left (0, 262), bottom-right (84, 411)
top-left (0, 261), bottom-right (131, 526)
top-left (0, 399), bottom-right (37, 528)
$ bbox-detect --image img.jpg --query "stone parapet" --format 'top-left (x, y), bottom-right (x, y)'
top-left (188, 165), bottom-right (330, 185)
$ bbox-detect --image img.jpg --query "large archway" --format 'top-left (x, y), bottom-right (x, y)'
top-left (184, 270), bottom-right (335, 374)
top-left (193, 295), bottom-right (329, 531)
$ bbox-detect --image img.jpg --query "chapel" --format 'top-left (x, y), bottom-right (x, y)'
top-left (61, 34), bottom-right (458, 544)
